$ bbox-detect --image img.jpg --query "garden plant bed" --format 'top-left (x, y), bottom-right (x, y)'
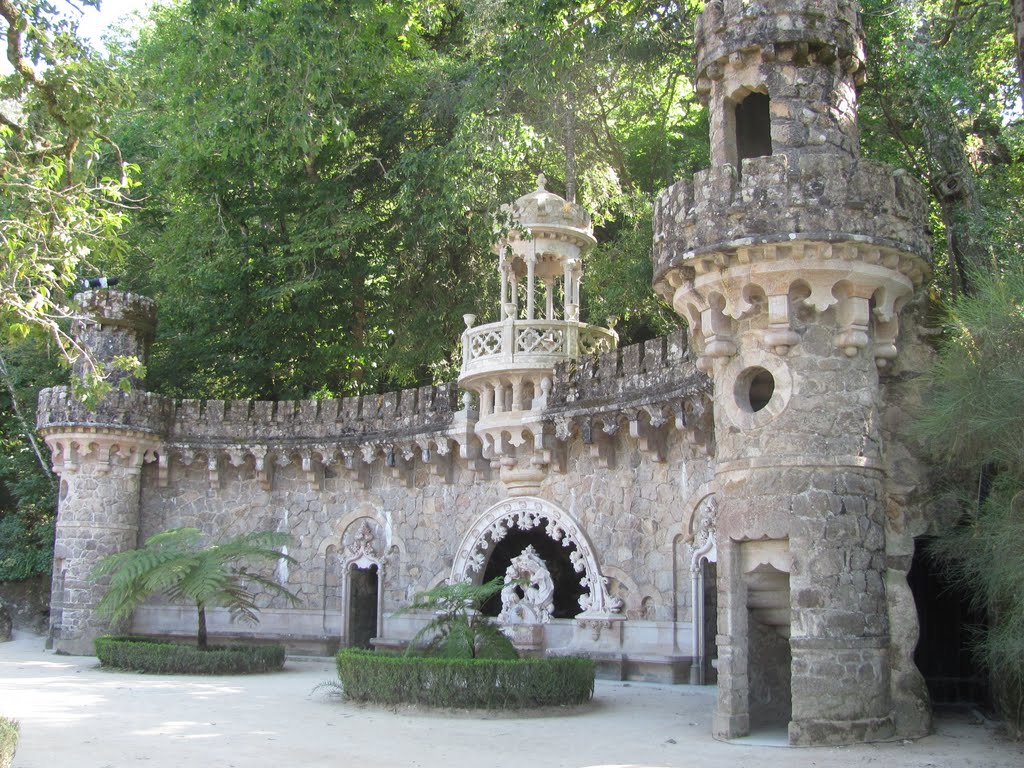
top-left (336, 649), bottom-right (595, 709)
top-left (95, 636), bottom-right (286, 674)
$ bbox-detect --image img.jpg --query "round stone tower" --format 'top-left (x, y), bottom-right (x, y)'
top-left (37, 290), bottom-right (164, 655)
top-left (459, 175), bottom-right (617, 494)
top-left (653, 0), bottom-right (931, 746)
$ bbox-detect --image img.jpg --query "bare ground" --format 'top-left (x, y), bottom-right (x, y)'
top-left (1, 631), bottom-right (1021, 768)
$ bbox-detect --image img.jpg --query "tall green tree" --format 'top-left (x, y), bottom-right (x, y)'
top-left (917, 270), bottom-right (1024, 738)
top-left (1, 0), bottom-right (136, 375)
top-left (112, 0), bottom-right (700, 400)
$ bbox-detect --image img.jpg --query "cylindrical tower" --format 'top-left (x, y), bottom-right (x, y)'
top-left (37, 290), bottom-right (165, 655)
top-left (653, 0), bottom-right (930, 746)
top-left (459, 175), bottom-right (617, 494)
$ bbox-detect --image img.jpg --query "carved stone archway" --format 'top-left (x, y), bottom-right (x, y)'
top-left (688, 494), bottom-right (718, 684)
top-left (450, 496), bottom-right (622, 618)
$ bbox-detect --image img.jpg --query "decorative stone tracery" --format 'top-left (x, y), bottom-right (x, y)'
top-left (450, 497), bottom-right (622, 618)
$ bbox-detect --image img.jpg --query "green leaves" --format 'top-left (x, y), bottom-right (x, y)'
top-left (92, 527), bottom-right (300, 646)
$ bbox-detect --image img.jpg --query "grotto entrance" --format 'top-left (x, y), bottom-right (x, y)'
top-left (479, 526), bottom-right (584, 619)
top-left (908, 539), bottom-right (990, 707)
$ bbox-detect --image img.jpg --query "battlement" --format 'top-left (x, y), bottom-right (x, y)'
top-left (167, 383), bottom-right (460, 444)
top-left (549, 329), bottom-right (702, 407)
top-left (696, 0), bottom-right (864, 86)
top-left (37, 387), bottom-right (172, 436)
top-left (652, 153), bottom-right (931, 289)
top-left (74, 290), bottom-right (157, 331)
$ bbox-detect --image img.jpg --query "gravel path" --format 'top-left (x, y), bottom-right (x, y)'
top-left (1, 631), bottom-right (1021, 768)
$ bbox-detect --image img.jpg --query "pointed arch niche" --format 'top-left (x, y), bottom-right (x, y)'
top-left (450, 497), bottom-right (623, 618)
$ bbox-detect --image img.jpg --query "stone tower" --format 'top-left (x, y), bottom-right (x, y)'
top-left (37, 290), bottom-right (163, 655)
top-left (653, 0), bottom-right (931, 746)
top-left (459, 175), bottom-right (617, 495)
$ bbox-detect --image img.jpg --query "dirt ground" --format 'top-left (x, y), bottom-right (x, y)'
top-left (1, 630), bottom-right (1021, 768)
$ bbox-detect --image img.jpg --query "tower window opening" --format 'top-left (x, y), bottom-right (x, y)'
top-left (735, 92), bottom-right (773, 165)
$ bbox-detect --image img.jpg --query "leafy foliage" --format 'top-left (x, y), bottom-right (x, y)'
top-left (95, 636), bottom-right (286, 674)
top-left (401, 577), bottom-right (517, 659)
top-left (0, 337), bottom-right (63, 583)
top-left (917, 269), bottom-right (1024, 738)
top-left (109, 0), bottom-right (696, 399)
top-left (92, 527), bottom-right (299, 649)
top-left (0, 0), bottom-right (138, 393)
top-left (336, 649), bottom-right (595, 708)
top-left (0, 715), bottom-right (16, 768)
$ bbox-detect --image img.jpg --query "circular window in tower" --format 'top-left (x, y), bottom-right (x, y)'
top-left (723, 354), bottom-right (793, 430)
top-left (736, 367), bottom-right (775, 413)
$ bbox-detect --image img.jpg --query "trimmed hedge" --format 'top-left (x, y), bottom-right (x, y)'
top-left (0, 716), bottom-right (17, 768)
top-left (95, 636), bottom-right (286, 674)
top-left (336, 649), bottom-right (595, 709)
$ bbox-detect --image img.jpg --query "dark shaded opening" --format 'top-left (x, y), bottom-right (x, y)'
top-left (736, 92), bottom-right (773, 163)
top-left (908, 538), bottom-right (990, 706)
top-left (347, 564), bottom-right (378, 649)
top-left (748, 368), bottom-right (775, 412)
top-left (700, 560), bottom-right (719, 684)
top-left (480, 523), bottom-right (584, 619)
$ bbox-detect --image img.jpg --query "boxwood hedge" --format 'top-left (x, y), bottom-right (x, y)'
top-left (336, 649), bottom-right (595, 708)
top-left (95, 636), bottom-right (286, 674)
top-left (0, 716), bottom-right (17, 768)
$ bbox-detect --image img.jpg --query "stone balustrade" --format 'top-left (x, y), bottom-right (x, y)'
top-left (653, 154), bottom-right (931, 289)
top-left (461, 319), bottom-right (618, 380)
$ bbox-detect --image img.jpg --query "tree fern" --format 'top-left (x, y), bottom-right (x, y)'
top-left (93, 527), bottom-right (299, 649)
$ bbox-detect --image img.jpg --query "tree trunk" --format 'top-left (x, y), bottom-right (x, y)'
top-left (920, 103), bottom-right (986, 297)
top-left (1013, 0), bottom-right (1024, 104)
top-left (197, 603), bottom-right (208, 650)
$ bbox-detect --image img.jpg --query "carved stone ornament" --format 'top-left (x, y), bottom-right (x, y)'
top-left (450, 497), bottom-right (623, 618)
top-left (344, 520), bottom-right (382, 570)
top-left (497, 545), bottom-right (555, 625)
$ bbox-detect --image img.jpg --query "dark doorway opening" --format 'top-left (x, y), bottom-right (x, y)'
top-left (735, 92), bottom-right (773, 164)
top-left (908, 539), bottom-right (990, 706)
top-left (479, 524), bottom-right (584, 618)
top-left (701, 561), bottom-right (719, 684)
top-left (347, 564), bottom-right (379, 649)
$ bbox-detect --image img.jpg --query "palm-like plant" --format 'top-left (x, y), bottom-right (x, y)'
top-left (92, 528), bottom-right (300, 649)
top-left (402, 577), bottom-right (518, 660)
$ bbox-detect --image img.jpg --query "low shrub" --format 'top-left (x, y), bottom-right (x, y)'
top-left (0, 716), bottom-right (18, 768)
top-left (336, 649), bottom-right (595, 709)
top-left (95, 636), bottom-right (286, 674)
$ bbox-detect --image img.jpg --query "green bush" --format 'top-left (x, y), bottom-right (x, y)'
top-left (0, 716), bottom-right (18, 768)
top-left (336, 649), bottom-right (595, 709)
top-left (95, 636), bottom-right (286, 674)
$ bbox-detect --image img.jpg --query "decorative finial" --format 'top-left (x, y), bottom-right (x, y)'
top-left (536, 173), bottom-right (546, 191)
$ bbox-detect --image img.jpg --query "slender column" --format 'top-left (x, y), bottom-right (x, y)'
top-left (526, 255), bottom-right (537, 320)
top-left (511, 276), bottom-right (519, 319)
top-left (545, 279), bottom-right (555, 320)
top-left (480, 386), bottom-right (494, 417)
top-left (562, 262), bottom-right (573, 320)
top-left (511, 378), bottom-right (523, 411)
top-left (500, 263), bottom-right (510, 321)
top-left (492, 381), bottom-right (506, 413)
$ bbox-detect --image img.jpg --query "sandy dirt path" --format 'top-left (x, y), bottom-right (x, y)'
top-left (1, 631), bottom-right (1021, 768)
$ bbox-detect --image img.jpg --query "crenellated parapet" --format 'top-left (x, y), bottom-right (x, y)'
top-left (544, 331), bottom-right (712, 466)
top-left (71, 290), bottom-right (156, 388)
top-left (653, 156), bottom-right (930, 282)
top-left (697, 0), bottom-right (865, 84)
